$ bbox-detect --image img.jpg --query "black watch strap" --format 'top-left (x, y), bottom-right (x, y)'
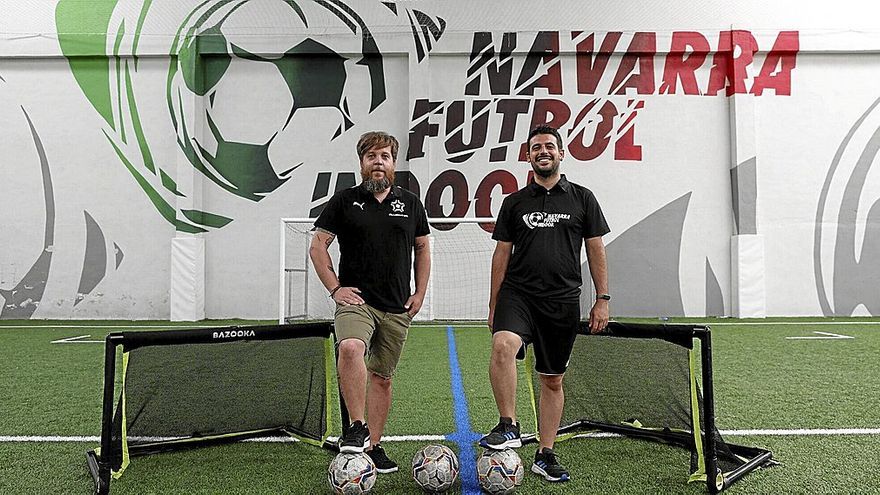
top-left (596, 293), bottom-right (611, 301)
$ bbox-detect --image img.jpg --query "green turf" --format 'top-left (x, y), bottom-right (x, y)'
top-left (1, 318), bottom-right (879, 493)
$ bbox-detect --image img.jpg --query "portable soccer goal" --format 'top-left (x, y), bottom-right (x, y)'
top-left (85, 322), bottom-right (340, 494)
top-left (522, 321), bottom-right (774, 493)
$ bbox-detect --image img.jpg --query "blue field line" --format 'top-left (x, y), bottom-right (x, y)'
top-left (445, 325), bottom-right (482, 495)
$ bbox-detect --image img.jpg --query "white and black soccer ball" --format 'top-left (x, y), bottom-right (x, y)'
top-left (328, 452), bottom-right (377, 494)
top-left (411, 444), bottom-right (459, 492)
top-left (476, 448), bottom-right (524, 495)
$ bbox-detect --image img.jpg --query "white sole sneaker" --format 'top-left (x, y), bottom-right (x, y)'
top-left (480, 437), bottom-right (522, 450)
top-left (338, 438), bottom-right (370, 453)
top-left (531, 462), bottom-right (570, 482)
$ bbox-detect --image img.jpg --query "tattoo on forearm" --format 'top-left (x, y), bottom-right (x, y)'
top-left (415, 241), bottom-right (427, 252)
top-left (324, 237), bottom-right (334, 247)
top-left (327, 265), bottom-right (335, 273)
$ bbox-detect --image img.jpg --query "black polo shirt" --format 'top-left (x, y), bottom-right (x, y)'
top-left (314, 184), bottom-right (429, 313)
top-left (492, 175), bottom-right (609, 301)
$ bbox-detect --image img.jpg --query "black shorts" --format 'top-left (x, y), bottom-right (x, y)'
top-left (492, 285), bottom-right (580, 375)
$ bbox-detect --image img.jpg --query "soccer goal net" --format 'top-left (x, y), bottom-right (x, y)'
top-left (280, 217), bottom-right (597, 323)
top-left (85, 322), bottom-right (338, 495)
top-left (523, 321), bottom-right (773, 494)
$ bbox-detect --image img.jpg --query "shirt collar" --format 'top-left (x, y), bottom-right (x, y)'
top-left (528, 174), bottom-right (571, 196)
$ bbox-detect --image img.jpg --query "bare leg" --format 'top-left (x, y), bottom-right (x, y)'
top-left (366, 372), bottom-right (392, 447)
top-left (337, 338), bottom-right (368, 423)
top-left (538, 373), bottom-right (565, 450)
top-left (489, 331), bottom-right (522, 421)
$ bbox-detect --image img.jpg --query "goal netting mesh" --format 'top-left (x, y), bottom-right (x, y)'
top-left (280, 218), bottom-right (595, 322)
top-left (524, 321), bottom-right (774, 492)
top-left (86, 322), bottom-right (338, 492)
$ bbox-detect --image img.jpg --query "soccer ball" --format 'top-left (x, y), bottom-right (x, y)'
top-left (327, 452), bottom-right (377, 494)
top-left (476, 449), bottom-right (524, 495)
top-left (411, 444), bottom-right (459, 492)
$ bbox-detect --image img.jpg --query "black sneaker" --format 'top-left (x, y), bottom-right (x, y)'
top-left (366, 444), bottom-right (399, 473)
top-left (339, 420), bottom-right (370, 453)
top-left (479, 417), bottom-right (522, 449)
top-left (531, 447), bottom-right (570, 482)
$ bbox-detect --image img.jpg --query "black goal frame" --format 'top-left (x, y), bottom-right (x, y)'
top-left (520, 321), bottom-right (774, 494)
top-left (85, 322), bottom-right (342, 495)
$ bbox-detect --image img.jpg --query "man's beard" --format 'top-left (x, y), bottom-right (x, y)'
top-left (532, 161), bottom-right (559, 178)
top-left (362, 169), bottom-right (394, 192)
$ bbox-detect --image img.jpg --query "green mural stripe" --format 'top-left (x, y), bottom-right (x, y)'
top-left (286, 0), bottom-right (309, 26)
top-left (160, 169), bottom-right (185, 197)
top-left (114, 23), bottom-right (127, 144)
top-left (181, 209), bottom-right (233, 228)
top-left (131, 0), bottom-right (153, 65)
top-left (103, 130), bottom-right (206, 234)
top-left (169, 0), bottom-right (216, 54)
top-left (124, 60), bottom-right (156, 174)
top-left (56, 0), bottom-right (119, 127)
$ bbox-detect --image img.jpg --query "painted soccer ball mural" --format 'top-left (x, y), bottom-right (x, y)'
top-left (168, 0), bottom-right (387, 204)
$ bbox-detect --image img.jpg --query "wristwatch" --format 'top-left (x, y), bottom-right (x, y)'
top-left (596, 294), bottom-right (611, 301)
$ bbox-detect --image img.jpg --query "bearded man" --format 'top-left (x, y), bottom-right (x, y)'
top-left (310, 131), bottom-right (431, 473)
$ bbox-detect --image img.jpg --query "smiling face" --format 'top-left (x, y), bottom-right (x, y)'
top-left (360, 144), bottom-right (396, 192)
top-left (527, 132), bottom-right (564, 179)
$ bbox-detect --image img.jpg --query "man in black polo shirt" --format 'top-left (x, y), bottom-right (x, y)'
top-left (479, 124), bottom-right (610, 483)
top-left (309, 131), bottom-right (430, 473)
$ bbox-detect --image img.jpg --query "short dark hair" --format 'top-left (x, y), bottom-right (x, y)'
top-left (527, 124), bottom-right (563, 150)
top-left (357, 131), bottom-right (399, 161)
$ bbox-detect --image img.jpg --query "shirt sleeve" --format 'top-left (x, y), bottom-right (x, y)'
top-left (582, 190), bottom-right (610, 238)
top-left (492, 196), bottom-right (514, 242)
top-left (414, 198), bottom-right (430, 237)
top-left (314, 192), bottom-right (343, 235)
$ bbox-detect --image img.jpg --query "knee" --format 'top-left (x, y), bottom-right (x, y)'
top-left (540, 375), bottom-right (564, 393)
top-left (338, 338), bottom-right (366, 361)
top-left (370, 373), bottom-right (392, 391)
top-left (491, 333), bottom-right (521, 361)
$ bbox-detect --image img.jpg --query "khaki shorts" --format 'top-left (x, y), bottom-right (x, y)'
top-left (334, 303), bottom-right (412, 378)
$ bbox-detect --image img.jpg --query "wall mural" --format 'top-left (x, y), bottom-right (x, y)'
top-left (4, 1), bottom-right (877, 318)
top-left (0, 79), bottom-right (122, 317)
top-left (814, 96), bottom-right (880, 316)
top-left (56, 0), bottom-right (445, 233)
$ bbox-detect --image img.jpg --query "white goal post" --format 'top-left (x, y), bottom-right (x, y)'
top-left (280, 217), bottom-right (498, 323)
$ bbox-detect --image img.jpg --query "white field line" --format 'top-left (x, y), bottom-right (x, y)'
top-left (2, 429), bottom-right (878, 443)
top-left (441, 322), bottom-right (880, 328)
top-left (657, 322), bottom-right (880, 326)
top-left (50, 335), bottom-right (103, 344)
top-left (2, 321), bottom-right (880, 331)
top-left (0, 325), bottom-right (213, 329)
top-left (786, 331), bottom-right (855, 340)
top-left (720, 428), bottom-right (880, 436)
